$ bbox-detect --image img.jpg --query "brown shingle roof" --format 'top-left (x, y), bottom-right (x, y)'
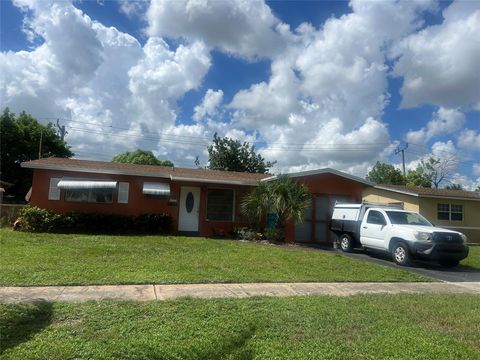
top-left (21, 157), bottom-right (270, 185)
top-left (375, 184), bottom-right (480, 200)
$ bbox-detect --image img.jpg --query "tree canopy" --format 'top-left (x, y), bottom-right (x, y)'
top-left (207, 133), bottom-right (276, 173)
top-left (405, 167), bottom-right (432, 188)
top-left (445, 183), bottom-right (463, 190)
top-left (366, 162), bottom-right (405, 185)
top-left (1, 108), bottom-right (73, 201)
top-left (241, 176), bottom-right (311, 234)
top-left (418, 157), bottom-right (457, 189)
top-left (112, 149), bottom-right (174, 167)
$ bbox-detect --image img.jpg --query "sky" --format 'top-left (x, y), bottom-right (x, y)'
top-left (1, 0), bottom-right (479, 189)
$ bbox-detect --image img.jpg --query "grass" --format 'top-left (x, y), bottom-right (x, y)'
top-left (462, 245), bottom-right (480, 269)
top-left (1, 294), bottom-right (479, 359)
top-left (0, 229), bottom-right (429, 286)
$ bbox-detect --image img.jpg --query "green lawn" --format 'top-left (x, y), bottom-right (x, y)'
top-left (462, 245), bottom-right (480, 269)
top-left (1, 294), bottom-right (479, 359)
top-left (0, 229), bottom-right (429, 286)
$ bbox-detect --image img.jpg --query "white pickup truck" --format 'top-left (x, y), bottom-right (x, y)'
top-left (330, 203), bottom-right (469, 267)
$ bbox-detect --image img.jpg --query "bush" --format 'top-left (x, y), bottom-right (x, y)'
top-left (234, 227), bottom-right (257, 241)
top-left (264, 228), bottom-right (284, 243)
top-left (15, 206), bottom-right (173, 235)
top-left (135, 213), bottom-right (172, 234)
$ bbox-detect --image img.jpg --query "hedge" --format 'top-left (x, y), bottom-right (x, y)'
top-left (14, 206), bottom-right (172, 235)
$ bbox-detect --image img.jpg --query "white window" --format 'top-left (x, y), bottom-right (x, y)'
top-left (118, 182), bottom-right (129, 204)
top-left (437, 203), bottom-right (463, 221)
top-left (48, 178), bottom-right (61, 200)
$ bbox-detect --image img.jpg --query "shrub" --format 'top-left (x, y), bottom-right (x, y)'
top-left (264, 228), bottom-right (284, 243)
top-left (135, 213), bottom-right (172, 234)
top-left (14, 206), bottom-right (173, 235)
top-left (234, 227), bottom-right (257, 241)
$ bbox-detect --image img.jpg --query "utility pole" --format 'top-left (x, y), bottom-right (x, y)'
top-left (38, 130), bottom-right (43, 159)
top-left (56, 119), bottom-right (68, 141)
top-left (395, 142), bottom-right (408, 179)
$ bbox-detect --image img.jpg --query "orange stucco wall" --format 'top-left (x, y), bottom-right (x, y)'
top-left (30, 169), bottom-right (251, 237)
top-left (284, 173), bottom-right (366, 243)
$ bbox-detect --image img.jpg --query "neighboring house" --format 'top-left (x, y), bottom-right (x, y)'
top-left (21, 158), bottom-right (371, 242)
top-left (363, 185), bottom-right (480, 243)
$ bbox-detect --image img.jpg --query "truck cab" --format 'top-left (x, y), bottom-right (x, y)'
top-left (330, 203), bottom-right (469, 267)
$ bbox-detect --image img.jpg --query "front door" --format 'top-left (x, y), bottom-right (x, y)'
top-left (178, 186), bottom-right (200, 232)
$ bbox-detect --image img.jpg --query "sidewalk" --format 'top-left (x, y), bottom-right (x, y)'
top-left (1, 282), bottom-right (479, 303)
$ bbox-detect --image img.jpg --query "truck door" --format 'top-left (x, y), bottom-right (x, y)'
top-left (361, 210), bottom-right (389, 250)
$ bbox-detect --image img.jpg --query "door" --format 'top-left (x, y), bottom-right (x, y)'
top-left (179, 186), bottom-right (200, 232)
top-left (361, 210), bottom-right (389, 250)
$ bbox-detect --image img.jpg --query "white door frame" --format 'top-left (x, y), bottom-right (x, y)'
top-left (178, 186), bottom-right (201, 232)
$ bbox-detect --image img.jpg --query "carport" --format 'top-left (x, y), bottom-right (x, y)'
top-left (265, 169), bottom-right (373, 243)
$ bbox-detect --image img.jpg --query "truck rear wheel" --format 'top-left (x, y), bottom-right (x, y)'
top-left (392, 242), bottom-right (411, 266)
top-left (339, 234), bottom-right (354, 252)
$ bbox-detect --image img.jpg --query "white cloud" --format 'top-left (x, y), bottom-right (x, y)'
top-left (118, 0), bottom-right (148, 18)
top-left (473, 163), bottom-right (480, 177)
top-left (392, 0), bottom-right (480, 110)
top-left (431, 140), bottom-right (457, 158)
top-left (458, 129), bottom-right (480, 151)
top-left (229, 0), bottom-right (434, 174)
top-left (146, 0), bottom-right (286, 59)
top-left (193, 89), bottom-right (224, 121)
top-left (405, 107), bottom-right (465, 144)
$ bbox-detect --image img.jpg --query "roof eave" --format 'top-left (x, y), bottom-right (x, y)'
top-left (21, 162), bottom-right (172, 179)
top-left (262, 168), bottom-right (373, 186)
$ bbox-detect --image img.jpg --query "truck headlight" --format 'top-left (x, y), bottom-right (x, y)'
top-left (461, 234), bottom-right (468, 244)
top-left (414, 231), bottom-right (433, 242)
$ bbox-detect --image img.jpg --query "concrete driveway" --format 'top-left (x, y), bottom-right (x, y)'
top-left (341, 248), bottom-right (480, 282)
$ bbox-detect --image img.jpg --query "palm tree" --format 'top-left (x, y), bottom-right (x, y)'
top-left (241, 176), bottom-right (311, 240)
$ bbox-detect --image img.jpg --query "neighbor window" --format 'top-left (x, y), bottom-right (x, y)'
top-left (437, 204), bottom-right (463, 221)
top-left (207, 189), bottom-right (234, 221)
top-left (65, 189), bottom-right (113, 203)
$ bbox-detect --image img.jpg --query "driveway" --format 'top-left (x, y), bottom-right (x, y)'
top-left (340, 248), bottom-right (480, 282)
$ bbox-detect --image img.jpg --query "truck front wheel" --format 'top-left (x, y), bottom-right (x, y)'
top-left (392, 243), bottom-right (411, 266)
top-left (339, 234), bottom-right (354, 252)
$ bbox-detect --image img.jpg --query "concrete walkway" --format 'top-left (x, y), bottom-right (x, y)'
top-left (1, 282), bottom-right (479, 303)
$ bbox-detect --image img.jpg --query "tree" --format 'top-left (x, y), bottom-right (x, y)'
top-left (207, 133), bottom-right (276, 173)
top-left (476, 186), bottom-right (480, 192)
top-left (112, 149), bottom-right (174, 167)
top-left (1, 108), bottom-right (73, 201)
top-left (366, 162), bottom-right (405, 185)
top-left (445, 183), bottom-right (463, 190)
top-left (418, 156), bottom-right (457, 189)
top-left (405, 167), bottom-right (432, 188)
top-left (241, 176), bottom-right (311, 240)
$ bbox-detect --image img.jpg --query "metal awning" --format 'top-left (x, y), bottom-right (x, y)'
top-left (143, 182), bottom-right (170, 196)
top-left (57, 179), bottom-right (118, 190)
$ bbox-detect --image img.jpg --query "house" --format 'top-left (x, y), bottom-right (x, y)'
top-left (21, 158), bottom-right (371, 242)
top-left (363, 184), bottom-right (480, 243)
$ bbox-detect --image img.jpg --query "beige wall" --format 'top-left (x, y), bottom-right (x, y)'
top-left (362, 188), bottom-right (419, 212)
top-left (419, 197), bottom-right (480, 243)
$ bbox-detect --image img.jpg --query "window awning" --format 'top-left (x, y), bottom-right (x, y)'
top-left (143, 182), bottom-right (170, 196)
top-left (57, 179), bottom-right (118, 190)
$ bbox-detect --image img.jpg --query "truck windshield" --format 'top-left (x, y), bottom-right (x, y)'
top-left (385, 211), bottom-right (432, 226)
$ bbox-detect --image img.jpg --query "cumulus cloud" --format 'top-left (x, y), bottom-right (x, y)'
top-left (193, 89), bottom-right (224, 121)
top-left (392, 0), bottom-right (480, 110)
top-left (229, 0), bottom-right (434, 174)
top-left (458, 129), bottom-right (480, 151)
top-left (405, 107), bottom-right (465, 144)
top-left (146, 0), bottom-right (286, 59)
top-left (1, 0), bottom-right (478, 182)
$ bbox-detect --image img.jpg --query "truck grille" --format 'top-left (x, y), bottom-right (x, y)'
top-left (432, 232), bottom-right (463, 244)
